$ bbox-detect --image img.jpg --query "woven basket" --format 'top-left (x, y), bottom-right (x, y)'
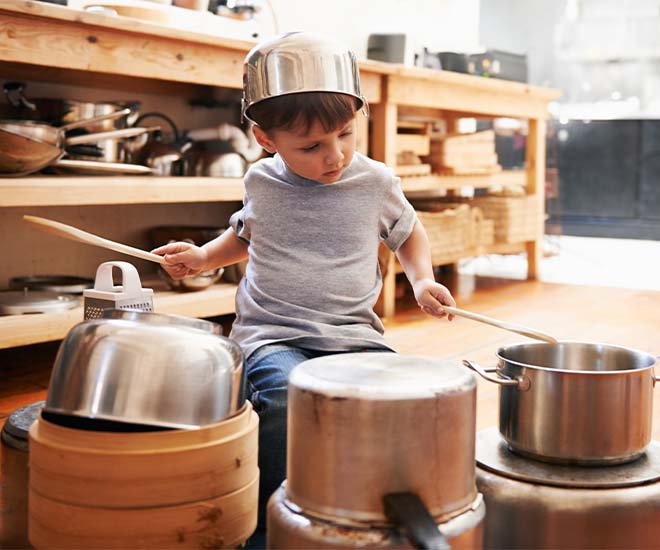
top-left (415, 204), bottom-right (471, 265)
top-left (470, 195), bottom-right (539, 243)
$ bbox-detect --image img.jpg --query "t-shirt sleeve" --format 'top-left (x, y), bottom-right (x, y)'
top-left (379, 175), bottom-right (417, 252)
top-left (229, 190), bottom-right (251, 244)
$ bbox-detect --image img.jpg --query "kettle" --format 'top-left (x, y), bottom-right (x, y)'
top-left (128, 112), bottom-right (192, 175)
top-left (183, 122), bottom-right (263, 177)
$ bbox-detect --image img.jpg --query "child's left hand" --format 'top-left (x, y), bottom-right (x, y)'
top-left (412, 278), bottom-right (456, 320)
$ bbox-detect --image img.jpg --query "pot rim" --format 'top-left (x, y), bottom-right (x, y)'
top-left (496, 340), bottom-right (657, 375)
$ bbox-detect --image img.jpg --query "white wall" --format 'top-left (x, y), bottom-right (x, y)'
top-left (264, 0), bottom-right (481, 62)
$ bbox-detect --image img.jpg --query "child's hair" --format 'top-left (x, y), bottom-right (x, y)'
top-left (247, 92), bottom-right (359, 134)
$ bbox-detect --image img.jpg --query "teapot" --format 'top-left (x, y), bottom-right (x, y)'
top-left (183, 122), bottom-right (263, 177)
top-left (128, 112), bottom-right (192, 175)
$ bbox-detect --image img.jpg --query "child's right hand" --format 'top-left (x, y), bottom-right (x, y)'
top-left (151, 242), bottom-right (209, 280)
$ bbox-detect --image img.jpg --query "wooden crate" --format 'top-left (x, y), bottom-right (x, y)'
top-left (470, 195), bottom-right (539, 243)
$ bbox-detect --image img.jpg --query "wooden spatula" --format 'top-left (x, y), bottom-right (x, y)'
top-left (440, 304), bottom-right (558, 343)
top-left (23, 215), bottom-right (169, 265)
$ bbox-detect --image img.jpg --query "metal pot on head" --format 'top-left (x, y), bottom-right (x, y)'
top-left (464, 341), bottom-right (658, 465)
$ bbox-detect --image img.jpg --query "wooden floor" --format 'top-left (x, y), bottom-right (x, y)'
top-left (1, 274), bottom-right (660, 440)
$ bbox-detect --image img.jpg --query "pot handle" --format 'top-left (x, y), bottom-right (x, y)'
top-left (463, 360), bottom-right (530, 391)
top-left (383, 492), bottom-right (450, 550)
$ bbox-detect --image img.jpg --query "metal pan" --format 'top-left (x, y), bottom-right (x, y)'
top-left (0, 123), bottom-right (155, 176)
top-left (0, 108), bottom-right (131, 147)
top-left (464, 341), bottom-right (658, 465)
top-left (9, 275), bottom-right (94, 294)
top-left (0, 128), bottom-right (62, 176)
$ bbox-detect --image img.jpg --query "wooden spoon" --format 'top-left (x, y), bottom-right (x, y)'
top-left (23, 215), bottom-right (168, 265)
top-left (441, 304), bottom-right (558, 343)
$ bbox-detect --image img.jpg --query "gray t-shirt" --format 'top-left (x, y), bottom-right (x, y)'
top-left (228, 152), bottom-right (416, 359)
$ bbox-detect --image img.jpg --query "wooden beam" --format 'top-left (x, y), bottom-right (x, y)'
top-left (525, 118), bottom-right (547, 279)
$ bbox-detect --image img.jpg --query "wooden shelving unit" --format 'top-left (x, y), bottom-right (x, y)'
top-left (1, 177), bottom-right (245, 207)
top-left (400, 170), bottom-right (527, 194)
top-left (2, 172), bottom-right (527, 207)
top-left (0, 0), bottom-right (560, 346)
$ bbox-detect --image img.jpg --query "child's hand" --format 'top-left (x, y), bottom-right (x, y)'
top-left (151, 242), bottom-right (209, 280)
top-left (412, 278), bottom-right (456, 320)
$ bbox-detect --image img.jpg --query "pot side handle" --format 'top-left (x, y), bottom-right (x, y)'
top-left (462, 360), bottom-right (530, 391)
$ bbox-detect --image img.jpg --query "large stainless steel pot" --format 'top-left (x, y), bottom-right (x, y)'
top-left (287, 353), bottom-right (478, 525)
top-left (464, 341), bottom-right (658, 465)
top-left (44, 310), bottom-right (245, 430)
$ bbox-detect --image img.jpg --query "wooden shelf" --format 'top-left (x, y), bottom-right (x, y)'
top-left (400, 170), bottom-right (527, 194)
top-left (394, 242), bottom-right (527, 274)
top-left (0, 281), bottom-right (237, 349)
top-left (1, 177), bottom-right (245, 207)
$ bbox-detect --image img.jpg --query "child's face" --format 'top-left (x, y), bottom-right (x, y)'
top-left (255, 117), bottom-right (357, 184)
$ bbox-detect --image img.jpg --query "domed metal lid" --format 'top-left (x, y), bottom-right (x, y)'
top-left (289, 353), bottom-right (475, 400)
top-left (242, 32), bottom-right (367, 123)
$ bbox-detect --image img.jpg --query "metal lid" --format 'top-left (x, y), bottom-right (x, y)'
top-left (9, 275), bottom-right (93, 294)
top-left (0, 290), bottom-right (79, 314)
top-left (242, 32), bottom-right (367, 122)
top-left (476, 427), bottom-right (660, 488)
top-left (289, 353), bottom-right (475, 400)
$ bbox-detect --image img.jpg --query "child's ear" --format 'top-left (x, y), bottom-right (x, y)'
top-left (252, 125), bottom-right (277, 153)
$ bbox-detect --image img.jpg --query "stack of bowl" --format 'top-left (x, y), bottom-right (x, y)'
top-left (27, 311), bottom-right (259, 549)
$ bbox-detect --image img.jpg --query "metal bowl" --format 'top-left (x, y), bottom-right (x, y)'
top-left (242, 32), bottom-right (367, 122)
top-left (44, 310), bottom-right (245, 429)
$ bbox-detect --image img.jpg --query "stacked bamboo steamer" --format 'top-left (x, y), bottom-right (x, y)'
top-left (28, 402), bottom-right (259, 549)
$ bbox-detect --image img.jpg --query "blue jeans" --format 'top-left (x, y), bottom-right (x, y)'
top-left (245, 344), bottom-right (332, 535)
top-left (245, 343), bottom-right (392, 538)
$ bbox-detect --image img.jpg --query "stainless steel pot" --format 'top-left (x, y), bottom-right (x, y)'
top-left (44, 310), bottom-right (245, 429)
top-left (464, 341), bottom-right (658, 465)
top-left (3, 82), bottom-right (141, 131)
top-left (287, 353), bottom-right (478, 525)
top-left (242, 32), bottom-right (368, 122)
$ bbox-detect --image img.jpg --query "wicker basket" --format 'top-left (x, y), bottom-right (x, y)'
top-left (415, 204), bottom-right (471, 265)
top-left (470, 195), bottom-right (539, 244)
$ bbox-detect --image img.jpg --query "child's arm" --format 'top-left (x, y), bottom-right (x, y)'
top-left (395, 221), bottom-right (456, 320)
top-left (152, 228), bottom-right (249, 280)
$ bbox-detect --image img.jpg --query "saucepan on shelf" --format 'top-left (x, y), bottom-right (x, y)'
top-left (3, 81), bottom-right (141, 131)
top-left (0, 109), bottom-right (156, 176)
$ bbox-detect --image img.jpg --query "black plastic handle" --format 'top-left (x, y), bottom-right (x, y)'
top-left (383, 492), bottom-right (451, 550)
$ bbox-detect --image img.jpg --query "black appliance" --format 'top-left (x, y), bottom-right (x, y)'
top-left (468, 50), bottom-right (528, 83)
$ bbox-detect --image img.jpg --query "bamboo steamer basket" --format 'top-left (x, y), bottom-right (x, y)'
top-left (28, 402), bottom-right (258, 508)
top-left (29, 474), bottom-right (258, 549)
